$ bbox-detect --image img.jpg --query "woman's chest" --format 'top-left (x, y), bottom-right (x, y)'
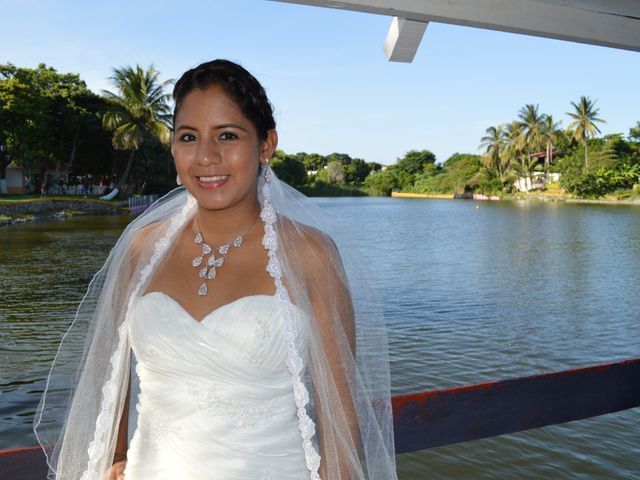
top-left (128, 292), bottom-right (309, 373)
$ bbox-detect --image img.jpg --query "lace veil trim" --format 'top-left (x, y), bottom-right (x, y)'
top-left (260, 178), bottom-right (321, 479)
top-left (80, 195), bottom-right (196, 479)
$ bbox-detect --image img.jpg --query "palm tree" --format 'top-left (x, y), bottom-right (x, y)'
top-left (540, 115), bottom-right (562, 176)
top-left (630, 121), bottom-right (640, 141)
top-left (517, 104), bottom-right (545, 159)
top-left (566, 96), bottom-right (606, 171)
top-left (102, 65), bottom-right (172, 187)
top-left (502, 121), bottom-right (523, 173)
top-left (503, 121), bottom-right (536, 191)
top-left (479, 125), bottom-right (506, 177)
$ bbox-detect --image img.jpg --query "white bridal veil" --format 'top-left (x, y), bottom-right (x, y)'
top-left (33, 166), bottom-right (397, 479)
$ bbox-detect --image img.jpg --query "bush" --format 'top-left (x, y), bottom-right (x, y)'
top-left (364, 169), bottom-right (400, 196)
top-left (560, 164), bottom-right (640, 197)
top-left (297, 180), bottom-right (368, 197)
top-left (476, 178), bottom-right (503, 195)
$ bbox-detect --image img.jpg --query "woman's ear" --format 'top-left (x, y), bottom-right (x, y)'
top-left (260, 129), bottom-right (278, 164)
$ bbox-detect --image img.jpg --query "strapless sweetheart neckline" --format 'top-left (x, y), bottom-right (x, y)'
top-left (139, 291), bottom-right (278, 324)
top-left (125, 290), bottom-right (311, 479)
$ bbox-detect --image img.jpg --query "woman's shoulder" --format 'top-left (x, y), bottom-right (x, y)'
top-left (127, 219), bottom-right (172, 265)
top-left (131, 220), bottom-right (164, 249)
top-left (276, 216), bottom-right (339, 259)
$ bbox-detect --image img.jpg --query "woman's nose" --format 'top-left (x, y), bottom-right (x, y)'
top-left (197, 139), bottom-right (222, 165)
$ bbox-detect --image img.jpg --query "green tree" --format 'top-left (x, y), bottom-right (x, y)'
top-left (0, 63), bottom-right (48, 170)
top-left (566, 96), bottom-right (606, 172)
top-left (271, 151), bottom-right (307, 186)
top-left (343, 158), bottom-right (370, 184)
top-left (0, 63), bottom-right (105, 183)
top-left (364, 168), bottom-right (398, 195)
top-left (413, 153), bottom-right (483, 194)
top-left (517, 104), bottom-right (545, 158)
top-left (367, 162), bottom-right (383, 172)
top-left (326, 152), bottom-right (353, 165)
top-left (480, 125), bottom-right (506, 177)
top-left (502, 121), bottom-right (525, 178)
top-left (412, 163), bottom-right (441, 192)
top-left (629, 121), bottom-right (640, 141)
top-left (395, 149), bottom-right (436, 175)
top-left (325, 159), bottom-right (345, 184)
top-left (295, 152), bottom-right (326, 171)
top-left (102, 65), bottom-right (172, 187)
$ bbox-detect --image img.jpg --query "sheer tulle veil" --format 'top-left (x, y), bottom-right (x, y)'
top-left (33, 165), bottom-right (397, 479)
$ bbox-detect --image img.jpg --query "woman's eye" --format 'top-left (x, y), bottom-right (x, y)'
top-left (180, 133), bottom-right (196, 142)
top-left (220, 131), bottom-right (238, 141)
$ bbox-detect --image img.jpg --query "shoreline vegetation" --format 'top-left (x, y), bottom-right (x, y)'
top-left (357, 100), bottom-right (639, 202)
top-left (1, 63), bottom-right (639, 213)
top-left (3, 186), bottom-right (640, 228)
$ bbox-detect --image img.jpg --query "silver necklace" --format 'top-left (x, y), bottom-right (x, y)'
top-left (192, 215), bottom-right (260, 296)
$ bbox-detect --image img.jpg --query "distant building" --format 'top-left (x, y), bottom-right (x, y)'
top-left (3, 162), bottom-right (25, 194)
top-left (514, 172), bottom-right (562, 192)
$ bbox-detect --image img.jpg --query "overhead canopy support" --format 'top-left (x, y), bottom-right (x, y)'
top-left (383, 17), bottom-right (428, 63)
top-left (274, 0), bottom-right (640, 61)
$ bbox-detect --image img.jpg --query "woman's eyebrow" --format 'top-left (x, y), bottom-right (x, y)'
top-left (174, 123), bottom-right (248, 132)
top-left (174, 123), bottom-right (197, 131)
top-left (215, 123), bottom-right (248, 131)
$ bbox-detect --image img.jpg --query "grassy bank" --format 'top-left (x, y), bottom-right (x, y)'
top-left (296, 183), bottom-right (371, 197)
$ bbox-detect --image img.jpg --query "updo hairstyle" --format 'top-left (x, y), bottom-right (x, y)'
top-left (173, 59), bottom-right (276, 140)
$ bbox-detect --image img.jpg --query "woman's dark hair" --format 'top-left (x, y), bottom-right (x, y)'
top-left (173, 59), bottom-right (276, 140)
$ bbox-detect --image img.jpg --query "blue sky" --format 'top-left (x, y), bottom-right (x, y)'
top-left (2, 0), bottom-right (639, 165)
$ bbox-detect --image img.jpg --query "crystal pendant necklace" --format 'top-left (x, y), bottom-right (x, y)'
top-left (192, 215), bottom-right (260, 296)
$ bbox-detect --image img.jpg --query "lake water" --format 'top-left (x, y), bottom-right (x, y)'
top-left (1, 197), bottom-right (639, 479)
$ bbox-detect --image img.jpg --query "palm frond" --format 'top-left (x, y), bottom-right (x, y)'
top-left (101, 63), bottom-right (172, 153)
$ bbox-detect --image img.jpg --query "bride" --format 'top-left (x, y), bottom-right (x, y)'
top-left (33, 59), bottom-right (397, 479)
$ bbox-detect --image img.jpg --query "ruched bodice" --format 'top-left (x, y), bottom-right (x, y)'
top-left (124, 292), bottom-right (311, 480)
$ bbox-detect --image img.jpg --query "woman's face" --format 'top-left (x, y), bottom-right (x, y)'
top-left (172, 86), bottom-right (277, 212)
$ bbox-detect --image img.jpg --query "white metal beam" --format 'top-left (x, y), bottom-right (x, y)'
top-left (383, 17), bottom-right (428, 63)
top-left (274, 0), bottom-right (640, 60)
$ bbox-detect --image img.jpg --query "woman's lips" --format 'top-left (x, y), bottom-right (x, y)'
top-left (196, 175), bottom-right (229, 189)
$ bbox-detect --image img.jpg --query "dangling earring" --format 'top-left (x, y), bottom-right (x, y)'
top-left (176, 174), bottom-right (182, 186)
top-left (262, 159), bottom-right (271, 183)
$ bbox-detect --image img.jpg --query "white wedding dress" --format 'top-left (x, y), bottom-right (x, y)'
top-left (123, 291), bottom-right (312, 480)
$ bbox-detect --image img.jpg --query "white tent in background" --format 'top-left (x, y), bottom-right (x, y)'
top-left (99, 188), bottom-right (119, 201)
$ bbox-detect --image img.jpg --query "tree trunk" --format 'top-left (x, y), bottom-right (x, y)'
top-left (66, 131), bottom-right (79, 173)
top-left (119, 149), bottom-right (136, 188)
top-left (55, 131), bottom-right (80, 184)
top-left (0, 150), bottom-right (8, 180)
top-left (584, 139), bottom-right (589, 172)
top-left (545, 140), bottom-right (551, 180)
